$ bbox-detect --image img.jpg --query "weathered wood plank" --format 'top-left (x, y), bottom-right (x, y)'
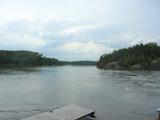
top-left (22, 104), bottom-right (95, 120)
top-left (81, 116), bottom-right (96, 120)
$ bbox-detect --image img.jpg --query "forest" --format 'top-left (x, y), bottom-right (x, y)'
top-left (61, 61), bottom-right (97, 65)
top-left (0, 50), bottom-right (59, 66)
top-left (97, 43), bottom-right (160, 69)
top-left (0, 50), bottom-right (96, 66)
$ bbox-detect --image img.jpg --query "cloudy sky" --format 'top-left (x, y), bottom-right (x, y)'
top-left (0, 0), bottom-right (160, 60)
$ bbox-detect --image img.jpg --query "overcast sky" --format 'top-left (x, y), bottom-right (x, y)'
top-left (0, 0), bottom-right (160, 60)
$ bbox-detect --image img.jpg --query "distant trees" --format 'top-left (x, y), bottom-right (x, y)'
top-left (97, 42), bottom-right (160, 69)
top-left (0, 50), bottom-right (96, 67)
top-left (0, 50), bottom-right (59, 66)
top-left (61, 61), bottom-right (97, 65)
top-left (41, 57), bottom-right (59, 65)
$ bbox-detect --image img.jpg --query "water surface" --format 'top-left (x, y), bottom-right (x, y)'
top-left (0, 66), bottom-right (159, 120)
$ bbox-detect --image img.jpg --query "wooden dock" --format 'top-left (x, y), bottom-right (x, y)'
top-left (22, 104), bottom-right (95, 120)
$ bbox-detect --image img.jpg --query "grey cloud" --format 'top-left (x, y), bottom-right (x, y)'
top-left (0, 15), bottom-right (160, 60)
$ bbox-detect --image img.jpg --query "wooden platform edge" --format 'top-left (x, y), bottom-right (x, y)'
top-left (21, 104), bottom-right (95, 120)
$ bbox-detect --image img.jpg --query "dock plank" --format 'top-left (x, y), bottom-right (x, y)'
top-left (22, 104), bottom-right (95, 120)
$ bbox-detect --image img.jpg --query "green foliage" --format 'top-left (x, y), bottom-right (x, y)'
top-left (0, 50), bottom-right (59, 66)
top-left (0, 50), bottom-right (96, 67)
top-left (42, 57), bottom-right (59, 65)
top-left (61, 60), bottom-right (97, 65)
top-left (97, 42), bottom-right (160, 68)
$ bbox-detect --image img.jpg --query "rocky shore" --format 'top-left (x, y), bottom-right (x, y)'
top-left (102, 59), bottom-right (160, 70)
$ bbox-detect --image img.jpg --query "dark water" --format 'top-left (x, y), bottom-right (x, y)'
top-left (0, 66), bottom-right (159, 120)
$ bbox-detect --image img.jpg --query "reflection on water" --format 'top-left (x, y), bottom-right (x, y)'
top-left (0, 66), bottom-right (159, 120)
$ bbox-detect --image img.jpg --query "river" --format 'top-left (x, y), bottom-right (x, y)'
top-left (0, 66), bottom-right (159, 120)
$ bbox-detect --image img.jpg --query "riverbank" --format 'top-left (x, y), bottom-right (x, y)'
top-left (97, 43), bottom-right (160, 70)
top-left (100, 58), bottom-right (160, 70)
top-left (0, 50), bottom-right (96, 67)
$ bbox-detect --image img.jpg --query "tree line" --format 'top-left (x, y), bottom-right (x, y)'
top-left (0, 50), bottom-right (96, 67)
top-left (97, 42), bottom-right (160, 69)
top-left (0, 50), bottom-right (59, 66)
top-left (61, 60), bottom-right (97, 65)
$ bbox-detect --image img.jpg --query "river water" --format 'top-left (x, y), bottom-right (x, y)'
top-left (0, 66), bottom-right (159, 120)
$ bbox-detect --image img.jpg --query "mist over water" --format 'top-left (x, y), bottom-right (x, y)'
top-left (0, 66), bottom-right (159, 120)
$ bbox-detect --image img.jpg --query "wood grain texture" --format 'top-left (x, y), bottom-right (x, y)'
top-left (22, 104), bottom-right (95, 120)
